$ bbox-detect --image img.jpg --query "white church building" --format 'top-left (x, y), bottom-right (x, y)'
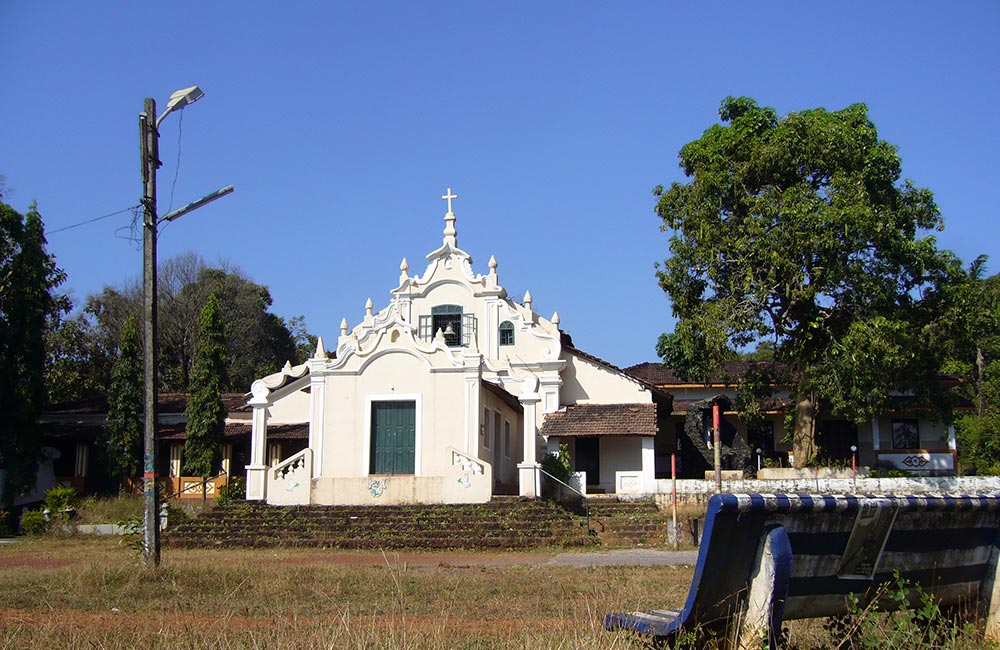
top-left (245, 190), bottom-right (671, 506)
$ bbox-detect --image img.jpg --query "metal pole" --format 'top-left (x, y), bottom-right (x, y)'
top-left (141, 97), bottom-right (160, 566)
top-left (713, 403), bottom-right (722, 492)
top-left (671, 452), bottom-right (678, 550)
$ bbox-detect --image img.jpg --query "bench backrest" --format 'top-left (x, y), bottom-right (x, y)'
top-left (607, 493), bottom-right (1000, 648)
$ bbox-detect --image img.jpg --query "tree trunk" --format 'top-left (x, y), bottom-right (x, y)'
top-left (792, 395), bottom-right (818, 468)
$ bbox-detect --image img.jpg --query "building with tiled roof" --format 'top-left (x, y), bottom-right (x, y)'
top-left (624, 361), bottom-right (959, 476)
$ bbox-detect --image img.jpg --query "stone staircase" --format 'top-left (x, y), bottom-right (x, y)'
top-left (164, 497), bottom-right (598, 550)
top-left (586, 498), bottom-right (671, 546)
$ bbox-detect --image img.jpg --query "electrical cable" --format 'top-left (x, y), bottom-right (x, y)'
top-left (48, 205), bottom-right (138, 234)
top-left (166, 110), bottom-right (183, 216)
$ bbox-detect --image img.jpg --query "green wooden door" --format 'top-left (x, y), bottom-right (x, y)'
top-left (370, 401), bottom-right (416, 474)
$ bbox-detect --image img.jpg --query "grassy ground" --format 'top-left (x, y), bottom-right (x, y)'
top-left (0, 536), bottom-right (692, 648)
top-left (1, 528), bottom-right (994, 648)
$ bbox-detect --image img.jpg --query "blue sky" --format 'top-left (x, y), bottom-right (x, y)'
top-left (2, 2), bottom-right (997, 371)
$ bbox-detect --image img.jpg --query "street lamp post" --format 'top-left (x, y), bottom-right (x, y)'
top-left (139, 86), bottom-right (206, 566)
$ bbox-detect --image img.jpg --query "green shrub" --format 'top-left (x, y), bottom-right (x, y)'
top-left (216, 476), bottom-right (246, 506)
top-left (43, 485), bottom-right (78, 518)
top-left (541, 444), bottom-right (573, 485)
top-left (19, 508), bottom-right (47, 535)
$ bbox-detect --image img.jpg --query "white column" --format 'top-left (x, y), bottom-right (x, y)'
top-left (246, 381), bottom-right (269, 501)
top-left (871, 417), bottom-right (881, 451)
top-left (309, 371), bottom-right (326, 476)
top-left (641, 436), bottom-right (655, 494)
top-left (465, 375), bottom-right (481, 455)
top-left (517, 376), bottom-right (542, 498)
top-left (947, 424), bottom-right (957, 451)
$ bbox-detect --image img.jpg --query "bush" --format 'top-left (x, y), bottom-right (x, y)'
top-left (216, 476), bottom-right (246, 506)
top-left (43, 485), bottom-right (78, 518)
top-left (541, 444), bottom-right (574, 499)
top-left (19, 508), bottom-right (47, 535)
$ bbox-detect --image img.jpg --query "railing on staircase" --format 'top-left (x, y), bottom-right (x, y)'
top-left (268, 448), bottom-right (312, 505)
top-left (536, 466), bottom-right (592, 536)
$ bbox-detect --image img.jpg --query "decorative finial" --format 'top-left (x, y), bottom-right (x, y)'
top-left (399, 257), bottom-right (409, 284)
top-left (442, 187), bottom-right (458, 247)
top-left (283, 360), bottom-right (293, 371)
top-left (365, 297), bottom-right (374, 318)
top-left (523, 289), bottom-right (532, 309)
top-left (314, 336), bottom-right (328, 360)
top-left (551, 311), bottom-right (560, 326)
top-left (340, 318), bottom-right (348, 335)
top-left (488, 255), bottom-right (497, 271)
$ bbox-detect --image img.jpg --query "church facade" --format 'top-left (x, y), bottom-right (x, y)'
top-left (245, 191), bottom-right (669, 506)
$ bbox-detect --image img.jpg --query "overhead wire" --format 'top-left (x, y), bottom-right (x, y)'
top-left (48, 205), bottom-right (138, 235)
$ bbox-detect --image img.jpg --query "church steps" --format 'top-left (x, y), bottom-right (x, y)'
top-left (164, 499), bottom-right (595, 550)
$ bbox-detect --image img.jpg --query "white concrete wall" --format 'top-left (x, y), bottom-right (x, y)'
top-left (559, 352), bottom-right (652, 406)
top-left (598, 437), bottom-right (644, 492)
top-left (321, 351), bottom-right (468, 478)
top-left (652, 476), bottom-right (1000, 507)
top-left (480, 389), bottom-right (522, 486)
top-left (265, 383), bottom-right (311, 423)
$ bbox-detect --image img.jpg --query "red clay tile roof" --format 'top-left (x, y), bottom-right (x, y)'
top-left (541, 403), bottom-right (657, 437)
top-left (157, 422), bottom-right (309, 441)
top-left (46, 393), bottom-right (248, 415)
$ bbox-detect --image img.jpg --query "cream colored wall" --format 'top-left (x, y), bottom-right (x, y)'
top-left (320, 351), bottom-right (468, 478)
top-left (264, 383), bottom-right (311, 423)
top-left (559, 352), bottom-right (652, 405)
top-left (599, 437), bottom-right (644, 491)
top-left (479, 389), bottom-right (522, 485)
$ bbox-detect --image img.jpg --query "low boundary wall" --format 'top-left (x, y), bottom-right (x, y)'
top-left (650, 476), bottom-right (1000, 507)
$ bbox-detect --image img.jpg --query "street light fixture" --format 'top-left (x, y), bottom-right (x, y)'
top-left (139, 85), bottom-right (231, 566)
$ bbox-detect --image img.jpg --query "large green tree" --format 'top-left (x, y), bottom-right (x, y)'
top-left (940, 261), bottom-right (1000, 473)
top-left (655, 97), bottom-right (959, 467)
top-left (74, 252), bottom-right (311, 395)
top-left (100, 315), bottom-right (143, 481)
top-left (183, 294), bottom-right (227, 486)
top-left (0, 200), bottom-right (68, 501)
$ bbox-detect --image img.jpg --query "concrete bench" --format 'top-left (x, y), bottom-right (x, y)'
top-left (605, 493), bottom-right (1000, 649)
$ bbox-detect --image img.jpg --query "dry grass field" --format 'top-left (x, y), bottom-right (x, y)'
top-left (0, 536), bottom-right (693, 649)
top-left (1, 535), bottom-right (994, 649)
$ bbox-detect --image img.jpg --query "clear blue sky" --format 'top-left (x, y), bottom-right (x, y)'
top-left (2, 2), bottom-right (997, 372)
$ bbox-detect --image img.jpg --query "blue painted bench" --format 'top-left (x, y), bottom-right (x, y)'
top-left (605, 493), bottom-right (1000, 649)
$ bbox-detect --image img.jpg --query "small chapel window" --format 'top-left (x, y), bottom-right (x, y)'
top-left (419, 305), bottom-right (476, 348)
top-left (499, 321), bottom-right (515, 346)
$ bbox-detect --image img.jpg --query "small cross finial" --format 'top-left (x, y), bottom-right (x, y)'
top-left (442, 187), bottom-right (458, 214)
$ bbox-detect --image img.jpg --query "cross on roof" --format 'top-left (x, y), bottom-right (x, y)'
top-left (441, 187), bottom-right (457, 214)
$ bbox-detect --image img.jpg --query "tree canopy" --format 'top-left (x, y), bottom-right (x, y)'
top-left (655, 97), bottom-right (961, 466)
top-left (47, 252), bottom-right (314, 400)
top-left (941, 261), bottom-right (1000, 473)
top-left (0, 200), bottom-right (68, 501)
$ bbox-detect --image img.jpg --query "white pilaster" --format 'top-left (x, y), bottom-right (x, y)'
top-left (871, 416), bottom-right (881, 452)
top-left (465, 374), bottom-right (481, 455)
top-left (517, 376), bottom-right (542, 498)
top-left (641, 436), bottom-right (656, 493)
top-left (246, 381), bottom-right (270, 501)
top-left (948, 424), bottom-right (957, 451)
top-left (309, 370), bottom-right (326, 476)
